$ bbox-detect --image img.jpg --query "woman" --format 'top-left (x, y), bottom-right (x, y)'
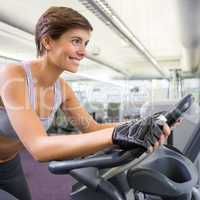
top-left (0, 6), bottom-right (171, 200)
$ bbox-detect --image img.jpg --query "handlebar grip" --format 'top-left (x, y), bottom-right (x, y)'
top-left (129, 94), bottom-right (194, 158)
top-left (165, 94), bottom-right (194, 127)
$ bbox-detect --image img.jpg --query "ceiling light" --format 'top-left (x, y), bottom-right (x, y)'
top-left (79, 0), bottom-right (169, 79)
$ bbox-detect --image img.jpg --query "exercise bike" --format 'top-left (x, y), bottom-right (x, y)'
top-left (49, 94), bottom-right (200, 200)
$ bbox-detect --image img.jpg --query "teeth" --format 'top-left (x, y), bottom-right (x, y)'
top-left (68, 57), bottom-right (80, 65)
top-left (70, 58), bottom-right (80, 64)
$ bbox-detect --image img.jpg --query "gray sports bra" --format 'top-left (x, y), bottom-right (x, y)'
top-left (0, 61), bottom-right (62, 139)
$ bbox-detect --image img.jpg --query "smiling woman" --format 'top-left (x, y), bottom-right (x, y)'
top-left (0, 6), bottom-right (172, 200)
top-left (39, 28), bottom-right (91, 73)
top-left (35, 6), bottom-right (93, 57)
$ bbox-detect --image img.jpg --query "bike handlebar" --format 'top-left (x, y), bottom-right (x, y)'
top-left (48, 94), bottom-right (194, 174)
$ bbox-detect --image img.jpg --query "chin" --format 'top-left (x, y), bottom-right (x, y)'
top-left (65, 65), bottom-right (79, 73)
top-left (69, 69), bottom-right (78, 73)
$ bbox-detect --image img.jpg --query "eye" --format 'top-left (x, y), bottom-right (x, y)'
top-left (85, 41), bottom-right (89, 47)
top-left (72, 38), bottom-right (82, 46)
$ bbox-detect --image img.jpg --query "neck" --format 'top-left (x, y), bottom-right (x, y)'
top-left (31, 57), bottom-right (63, 87)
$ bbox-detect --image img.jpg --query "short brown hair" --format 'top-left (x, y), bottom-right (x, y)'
top-left (35, 6), bottom-right (93, 56)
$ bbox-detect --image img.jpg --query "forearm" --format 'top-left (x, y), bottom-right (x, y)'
top-left (79, 120), bottom-right (118, 133)
top-left (94, 118), bottom-right (139, 130)
top-left (30, 128), bottom-right (114, 162)
top-left (95, 123), bottom-right (118, 130)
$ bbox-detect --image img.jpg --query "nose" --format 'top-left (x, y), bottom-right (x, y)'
top-left (77, 45), bottom-right (86, 58)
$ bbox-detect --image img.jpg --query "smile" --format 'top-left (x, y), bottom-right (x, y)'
top-left (69, 57), bottom-right (81, 64)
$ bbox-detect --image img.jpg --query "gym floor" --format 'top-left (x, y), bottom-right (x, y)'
top-left (21, 150), bottom-right (74, 200)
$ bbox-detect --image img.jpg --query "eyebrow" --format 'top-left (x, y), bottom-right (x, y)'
top-left (71, 36), bottom-right (82, 40)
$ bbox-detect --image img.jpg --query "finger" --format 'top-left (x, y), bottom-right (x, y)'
top-left (147, 145), bottom-right (153, 153)
top-left (152, 125), bottom-right (163, 139)
top-left (153, 141), bottom-right (159, 150)
top-left (159, 133), bottom-right (165, 145)
top-left (162, 123), bottom-right (171, 137)
top-left (147, 135), bottom-right (157, 146)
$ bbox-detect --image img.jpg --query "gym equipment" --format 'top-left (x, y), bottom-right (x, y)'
top-left (0, 189), bottom-right (18, 200)
top-left (49, 94), bottom-right (199, 200)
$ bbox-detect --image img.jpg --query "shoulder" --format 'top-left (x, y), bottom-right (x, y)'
top-left (0, 63), bottom-right (26, 80)
top-left (0, 64), bottom-right (29, 104)
top-left (0, 63), bottom-right (27, 93)
top-left (0, 64), bottom-right (26, 86)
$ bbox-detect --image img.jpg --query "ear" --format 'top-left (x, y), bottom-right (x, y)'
top-left (40, 35), bottom-right (52, 51)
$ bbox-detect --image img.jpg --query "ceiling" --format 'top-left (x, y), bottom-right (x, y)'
top-left (0, 0), bottom-right (199, 80)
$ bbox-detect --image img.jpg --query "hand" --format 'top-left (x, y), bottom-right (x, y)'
top-left (112, 114), bottom-right (172, 153)
top-left (147, 122), bottom-right (170, 153)
top-left (148, 117), bottom-right (182, 153)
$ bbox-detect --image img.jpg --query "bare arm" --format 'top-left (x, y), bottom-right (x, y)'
top-left (0, 65), bottom-right (113, 162)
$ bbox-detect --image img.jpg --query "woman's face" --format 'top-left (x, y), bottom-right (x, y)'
top-left (45, 28), bottom-right (91, 73)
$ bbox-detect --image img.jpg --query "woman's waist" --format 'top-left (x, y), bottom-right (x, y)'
top-left (0, 136), bottom-right (23, 163)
